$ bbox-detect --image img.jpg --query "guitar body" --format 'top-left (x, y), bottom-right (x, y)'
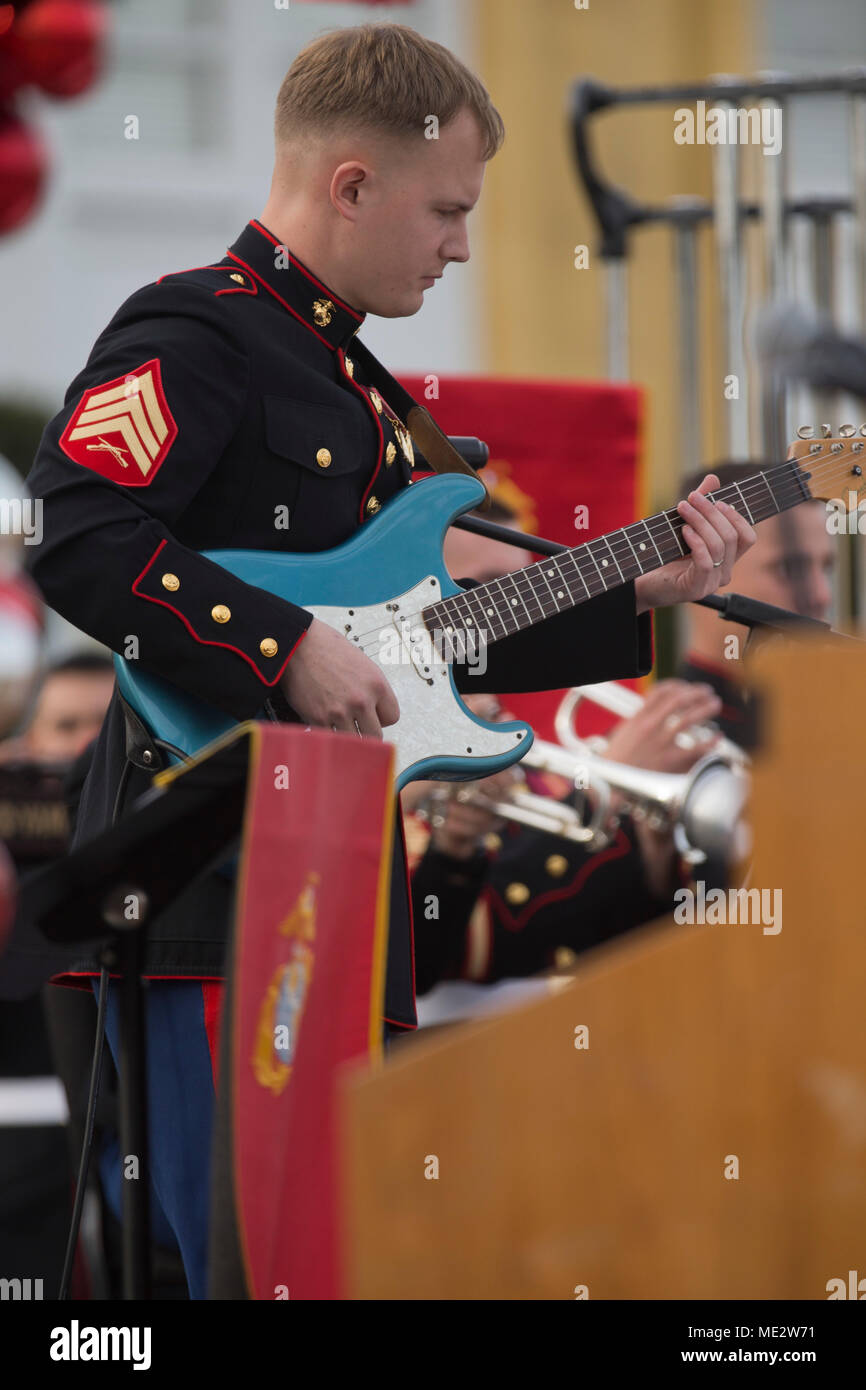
top-left (114, 474), bottom-right (533, 790)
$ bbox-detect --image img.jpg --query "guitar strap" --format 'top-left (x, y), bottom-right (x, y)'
top-left (347, 338), bottom-right (491, 512)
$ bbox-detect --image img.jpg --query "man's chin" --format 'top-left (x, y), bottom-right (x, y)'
top-left (366, 290), bottom-right (426, 318)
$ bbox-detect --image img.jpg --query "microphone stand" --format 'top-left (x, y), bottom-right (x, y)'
top-left (694, 592), bottom-right (862, 644)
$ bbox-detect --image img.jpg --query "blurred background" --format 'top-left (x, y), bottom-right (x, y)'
top-left (2, 0), bottom-right (866, 1300)
top-left (3, 0), bottom-right (866, 674)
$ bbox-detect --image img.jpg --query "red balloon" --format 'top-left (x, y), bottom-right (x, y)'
top-left (0, 5), bottom-right (27, 104)
top-left (0, 109), bottom-right (48, 234)
top-left (7, 0), bottom-right (107, 99)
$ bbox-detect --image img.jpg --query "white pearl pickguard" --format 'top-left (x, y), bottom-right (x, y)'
top-left (305, 575), bottom-right (530, 786)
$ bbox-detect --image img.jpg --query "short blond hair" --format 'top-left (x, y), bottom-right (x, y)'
top-left (274, 23), bottom-right (504, 159)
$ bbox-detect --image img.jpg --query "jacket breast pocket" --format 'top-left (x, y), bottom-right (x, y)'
top-left (263, 394), bottom-right (363, 478)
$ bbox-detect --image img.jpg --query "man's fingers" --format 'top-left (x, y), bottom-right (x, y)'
top-left (679, 491), bottom-right (737, 562)
top-left (376, 682), bottom-right (401, 728)
top-left (350, 708), bottom-right (384, 739)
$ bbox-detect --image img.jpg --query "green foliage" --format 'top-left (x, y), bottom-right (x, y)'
top-left (0, 397), bottom-right (52, 481)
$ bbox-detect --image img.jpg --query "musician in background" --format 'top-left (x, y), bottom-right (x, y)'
top-left (405, 504), bottom-right (724, 994)
top-left (675, 461), bottom-right (835, 747)
top-left (408, 465), bottom-right (833, 998)
top-left (0, 653), bottom-right (115, 767)
top-left (0, 652), bottom-right (114, 1299)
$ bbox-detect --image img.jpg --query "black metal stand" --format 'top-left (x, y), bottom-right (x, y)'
top-left (15, 727), bottom-right (254, 1300)
top-left (451, 513), bottom-right (572, 557)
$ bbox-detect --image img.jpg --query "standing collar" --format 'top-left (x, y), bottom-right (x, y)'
top-left (225, 218), bottom-right (366, 351)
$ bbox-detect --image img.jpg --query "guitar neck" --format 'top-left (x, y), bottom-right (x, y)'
top-left (424, 457), bottom-right (814, 646)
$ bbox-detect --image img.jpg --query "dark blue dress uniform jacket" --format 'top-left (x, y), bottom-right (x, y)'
top-left (25, 218), bottom-right (653, 1029)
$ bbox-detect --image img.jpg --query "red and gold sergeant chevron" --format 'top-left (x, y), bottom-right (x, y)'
top-left (59, 358), bottom-right (178, 486)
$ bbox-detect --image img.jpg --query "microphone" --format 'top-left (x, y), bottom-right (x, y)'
top-left (753, 302), bottom-right (866, 400)
top-left (447, 436), bottom-right (489, 471)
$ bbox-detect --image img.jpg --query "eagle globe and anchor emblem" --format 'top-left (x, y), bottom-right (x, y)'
top-left (252, 870), bottom-right (319, 1096)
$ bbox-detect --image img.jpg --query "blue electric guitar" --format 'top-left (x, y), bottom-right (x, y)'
top-left (114, 437), bottom-right (862, 790)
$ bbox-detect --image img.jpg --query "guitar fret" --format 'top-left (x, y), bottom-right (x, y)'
top-left (585, 544), bottom-right (609, 590)
top-left (464, 581), bottom-right (497, 639)
top-left (732, 481), bottom-right (755, 525)
top-left (597, 535), bottom-right (625, 583)
top-left (535, 559), bottom-right (563, 611)
top-left (758, 470), bottom-right (780, 514)
top-left (559, 554), bottom-right (591, 601)
top-left (553, 550), bottom-right (586, 600)
top-left (421, 455), bottom-right (819, 649)
top-left (619, 525), bottom-right (645, 574)
top-left (494, 575), bottom-right (524, 631)
top-left (661, 510), bottom-right (686, 558)
top-left (523, 565), bottom-right (554, 619)
top-left (513, 570), bottom-right (546, 623)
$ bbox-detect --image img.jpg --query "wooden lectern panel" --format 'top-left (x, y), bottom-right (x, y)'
top-left (339, 638), bottom-right (866, 1299)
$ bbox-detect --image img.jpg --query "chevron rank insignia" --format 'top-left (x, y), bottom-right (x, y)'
top-left (58, 358), bottom-right (178, 486)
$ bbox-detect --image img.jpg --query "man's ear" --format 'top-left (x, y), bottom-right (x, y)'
top-left (331, 161), bottom-right (369, 218)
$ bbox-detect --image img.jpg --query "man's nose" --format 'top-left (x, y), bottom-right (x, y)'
top-left (810, 566), bottom-right (834, 620)
top-left (794, 565), bottom-right (833, 620)
top-left (442, 224), bottom-right (470, 265)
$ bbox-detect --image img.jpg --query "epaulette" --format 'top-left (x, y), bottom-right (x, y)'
top-left (154, 263), bottom-right (258, 298)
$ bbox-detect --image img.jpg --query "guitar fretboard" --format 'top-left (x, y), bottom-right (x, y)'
top-left (423, 458), bottom-right (813, 646)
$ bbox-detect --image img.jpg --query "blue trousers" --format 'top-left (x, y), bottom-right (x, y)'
top-left (93, 979), bottom-right (219, 1300)
top-left (94, 978), bottom-right (395, 1299)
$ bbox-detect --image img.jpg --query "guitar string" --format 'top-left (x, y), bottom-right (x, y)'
top-left (351, 446), bottom-right (857, 655)
top-left (340, 445), bottom-right (860, 656)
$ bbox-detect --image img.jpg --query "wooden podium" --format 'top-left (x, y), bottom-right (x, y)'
top-left (338, 639), bottom-right (866, 1299)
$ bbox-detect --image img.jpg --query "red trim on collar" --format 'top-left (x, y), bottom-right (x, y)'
top-left (226, 251), bottom-right (337, 352)
top-left (248, 219), bottom-right (364, 321)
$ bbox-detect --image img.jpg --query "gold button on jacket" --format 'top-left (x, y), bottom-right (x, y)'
top-left (161, 573), bottom-right (180, 592)
top-left (211, 604), bottom-right (231, 623)
top-left (545, 854), bottom-right (569, 878)
top-left (259, 638), bottom-right (278, 658)
top-left (316, 448), bottom-right (331, 468)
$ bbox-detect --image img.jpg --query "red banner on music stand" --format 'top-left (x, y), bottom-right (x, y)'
top-left (229, 724), bottom-right (394, 1300)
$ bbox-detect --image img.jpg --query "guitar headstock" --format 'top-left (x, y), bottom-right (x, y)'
top-left (788, 425), bottom-right (866, 506)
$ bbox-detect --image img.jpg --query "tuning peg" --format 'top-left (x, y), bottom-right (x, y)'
top-left (821, 423), bottom-right (833, 437)
top-left (796, 425), bottom-right (814, 439)
top-left (839, 424), bottom-right (856, 437)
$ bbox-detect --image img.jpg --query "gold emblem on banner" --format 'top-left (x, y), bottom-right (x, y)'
top-left (252, 870), bottom-right (320, 1096)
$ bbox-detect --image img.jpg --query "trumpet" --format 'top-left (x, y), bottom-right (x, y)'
top-left (425, 682), bottom-right (750, 865)
top-left (555, 681), bottom-right (749, 770)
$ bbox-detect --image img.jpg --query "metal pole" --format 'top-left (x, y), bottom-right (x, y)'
top-left (711, 87), bottom-right (750, 457)
top-left (758, 90), bottom-right (788, 463)
top-left (671, 198), bottom-right (704, 476)
top-left (848, 81), bottom-right (866, 331)
top-left (605, 257), bottom-right (629, 379)
top-left (847, 82), bottom-right (866, 626)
